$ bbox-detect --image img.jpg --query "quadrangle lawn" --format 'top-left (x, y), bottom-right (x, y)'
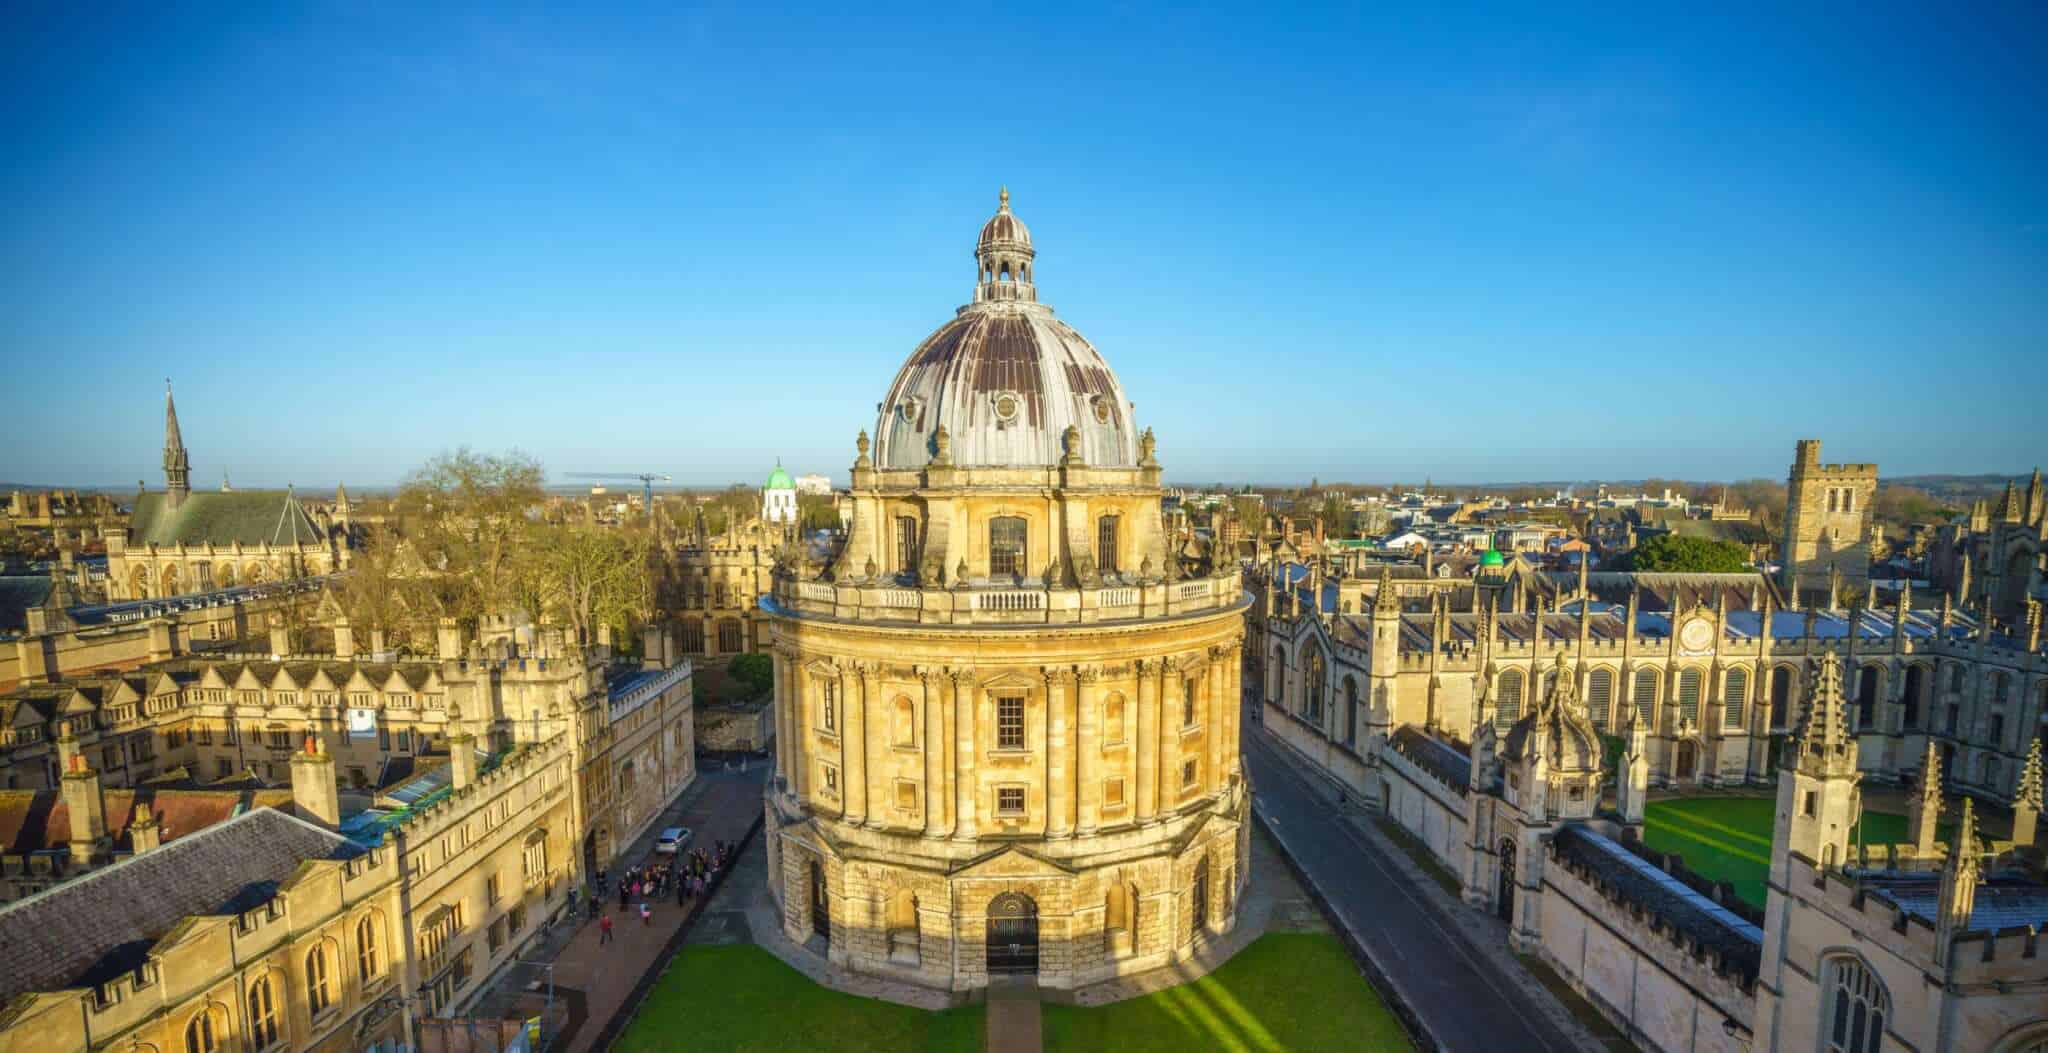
top-left (1641, 797), bottom-right (1945, 909)
top-left (615, 933), bottom-right (1410, 1052)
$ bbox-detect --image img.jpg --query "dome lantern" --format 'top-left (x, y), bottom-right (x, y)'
top-left (974, 186), bottom-right (1036, 304)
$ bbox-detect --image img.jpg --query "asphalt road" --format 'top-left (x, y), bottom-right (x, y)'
top-left (1244, 727), bottom-right (1586, 1053)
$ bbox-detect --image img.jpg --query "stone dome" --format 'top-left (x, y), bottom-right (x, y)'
top-left (872, 191), bottom-right (1139, 470)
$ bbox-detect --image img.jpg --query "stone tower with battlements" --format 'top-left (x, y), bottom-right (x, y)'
top-left (1781, 438), bottom-right (1876, 605)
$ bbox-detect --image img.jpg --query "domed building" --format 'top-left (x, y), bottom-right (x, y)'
top-left (762, 191), bottom-right (1250, 993)
top-left (763, 461), bottom-right (798, 525)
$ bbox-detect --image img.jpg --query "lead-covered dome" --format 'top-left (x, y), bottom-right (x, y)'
top-left (873, 191), bottom-right (1138, 470)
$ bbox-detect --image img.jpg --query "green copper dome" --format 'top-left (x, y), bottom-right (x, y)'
top-left (765, 464), bottom-right (794, 490)
top-left (1480, 548), bottom-right (1505, 568)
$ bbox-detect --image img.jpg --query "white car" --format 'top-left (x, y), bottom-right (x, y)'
top-left (654, 827), bottom-right (691, 855)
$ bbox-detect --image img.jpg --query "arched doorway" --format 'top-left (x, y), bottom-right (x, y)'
top-left (985, 892), bottom-right (1038, 975)
top-left (1496, 839), bottom-right (1516, 922)
top-left (583, 829), bottom-right (598, 877)
top-left (809, 860), bottom-right (830, 943)
top-left (1191, 858), bottom-right (1211, 935)
top-left (1676, 740), bottom-right (1698, 780)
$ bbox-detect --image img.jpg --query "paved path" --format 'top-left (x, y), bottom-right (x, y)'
top-left (1244, 725), bottom-right (1595, 1053)
top-left (986, 978), bottom-right (1043, 1053)
top-left (467, 760), bottom-right (769, 1052)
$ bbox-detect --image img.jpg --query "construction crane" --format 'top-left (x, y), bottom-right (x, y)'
top-left (564, 472), bottom-right (671, 516)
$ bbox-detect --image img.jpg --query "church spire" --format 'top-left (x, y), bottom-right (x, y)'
top-left (1908, 738), bottom-right (1943, 857)
top-left (1795, 646), bottom-right (1858, 778)
top-left (163, 379), bottom-right (191, 510)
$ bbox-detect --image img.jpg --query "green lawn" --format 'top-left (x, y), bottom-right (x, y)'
top-left (613, 944), bottom-right (985, 1053)
top-left (1042, 934), bottom-right (1411, 1052)
top-left (1641, 797), bottom-right (1939, 909)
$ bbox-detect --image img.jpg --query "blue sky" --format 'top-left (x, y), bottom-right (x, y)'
top-left (2, 3), bottom-right (2043, 489)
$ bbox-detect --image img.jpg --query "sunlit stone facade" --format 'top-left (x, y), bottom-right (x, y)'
top-left (763, 192), bottom-right (1250, 993)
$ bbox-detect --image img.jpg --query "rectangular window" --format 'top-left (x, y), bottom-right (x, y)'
top-left (997, 786), bottom-right (1026, 816)
top-left (821, 763), bottom-right (839, 797)
top-left (897, 516), bottom-right (920, 576)
top-left (1097, 516), bottom-right (1120, 575)
top-left (1103, 776), bottom-right (1127, 810)
top-left (989, 516), bottom-right (1027, 578)
top-left (486, 873), bottom-right (500, 906)
top-left (1182, 679), bottom-right (1198, 727)
top-left (1182, 758), bottom-right (1199, 788)
top-left (996, 696), bottom-right (1025, 750)
top-left (821, 678), bottom-right (838, 733)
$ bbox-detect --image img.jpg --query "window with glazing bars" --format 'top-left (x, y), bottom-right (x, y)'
top-left (996, 697), bottom-right (1025, 749)
top-left (1097, 516), bottom-right (1119, 574)
top-left (989, 517), bottom-right (1026, 577)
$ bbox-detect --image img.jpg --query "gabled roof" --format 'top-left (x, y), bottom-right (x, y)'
top-left (128, 490), bottom-right (326, 548)
top-left (0, 807), bottom-right (360, 1000)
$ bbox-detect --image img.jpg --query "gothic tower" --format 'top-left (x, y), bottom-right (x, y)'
top-left (1769, 647), bottom-right (1862, 883)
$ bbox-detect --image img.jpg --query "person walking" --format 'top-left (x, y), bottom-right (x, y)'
top-left (599, 914), bottom-right (614, 944)
top-left (639, 901), bottom-right (652, 926)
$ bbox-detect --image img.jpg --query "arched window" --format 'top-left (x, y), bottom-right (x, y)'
top-left (1771, 666), bottom-right (1794, 729)
top-left (184, 1009), bottom-right (220, 1053)
top-left (306, 944), bottom-right (331, 1016)
top-left (1819, 954), bottom-right (1889, 1053)
top-left (1097, 516), bottom-right (1120, 575)
top-left (248, 975), bottom-right (279, 1048)
top-left (989, 516), bottom-right (1027, 578)
top-left (1496, 670), bottom-right (1523, 729)
top-left (1856, 666), bottom-right (1881, 727)
top-left (1723, 668), bottom-right (1748, 731)
top-left (1901, 665), bottom-right (1925, 729)
top-left (1343, 678), bottom-right (1359, 746)
top-left (1305, 649), bottom-right (1326, 723)
top-left (356, 914), bottom-right (381, 981)
top-left (1677, 669), bottom-right (1702, 724)
top-left (1633, 668), bottom-right (1658, 722)
top-left (1588, 669), bottom-right (1613, 729)
top-left (1269, 647), bottom-right (1286, 705)
top-left (717, 619), bottom-right (742, 652)
top-left (896, 516), bottom-right (920, 575)
top-left (1104, 880), bottom-right (1140, 954)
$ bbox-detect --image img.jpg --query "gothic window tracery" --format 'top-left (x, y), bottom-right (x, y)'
top-left (1819, 954), bottom-right (1888, 1053)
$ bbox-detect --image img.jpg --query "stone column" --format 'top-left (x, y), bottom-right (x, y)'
top-left (772, 651), bottom-right (792, 792)
top-left (1136, 659), bottom-right (1159, 822)
top-left (953, 671), bottom-right (978, 840)
top-left (790, 659), bottom-right (810, 798)
top-left (1076, 667), bottom-right (1100, 834)
top-left (846, 666), bottom-right (872, 825)
top-left (1227, 645), bottom-right (1244, 779)
top-left (1047, 669), bottom-right (1073, 838)
top-left (923, 669), bottom-right (950, 837)
top-left (1207, 649), bottom-right (1227, 793)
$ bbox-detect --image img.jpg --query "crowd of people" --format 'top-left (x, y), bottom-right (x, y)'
top-left (591, 839), bottom-right (739, 941)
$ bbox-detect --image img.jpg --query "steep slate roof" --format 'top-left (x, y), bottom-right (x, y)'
top-left (1855, 871), bottom-right (2048, 933)
top-left (128, 491), bottom-right (325, 548)
top-left (0, 576), bottom-right (53, 632)
top-left (1550, 824), bottom-right (1762, 984)
top-left (0, 788), bottom-right (297, 855)
top-left (0, 807), bottom-right (361, 1000)
top-left (1388, 726), bottom-right (1471, 792)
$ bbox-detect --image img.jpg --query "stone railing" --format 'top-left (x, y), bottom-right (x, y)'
top-left (766, 568), bottom-right (1247, 627)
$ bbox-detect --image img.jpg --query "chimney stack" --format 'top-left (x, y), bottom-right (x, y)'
top-left (129, 802), bottom-right (162, 854)
top-left (58, 734), bottom-right (107, 866)
top-left (290, 735), bottom-right (340, 828)
top-left (448, 707), bottom-right (479, 791)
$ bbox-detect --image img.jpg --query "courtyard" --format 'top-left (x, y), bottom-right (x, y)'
top-left (1641, 795), bottom-right (1947, 908)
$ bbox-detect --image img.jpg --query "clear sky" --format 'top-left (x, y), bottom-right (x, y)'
top-left (2, 4), bottom-right (2043, 490)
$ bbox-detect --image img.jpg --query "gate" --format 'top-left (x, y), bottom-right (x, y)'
top-left (985, 892), bottom-right (1039, 975)
top-left (809, 860), bottom-right (830, 942)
